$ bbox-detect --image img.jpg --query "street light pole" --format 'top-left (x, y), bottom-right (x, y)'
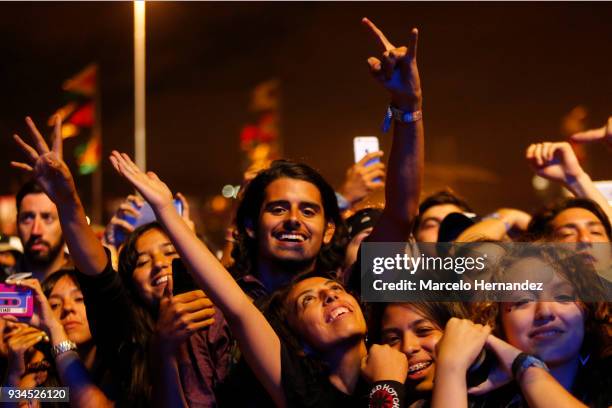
top-left (134, 0), bottom-right (146, 170)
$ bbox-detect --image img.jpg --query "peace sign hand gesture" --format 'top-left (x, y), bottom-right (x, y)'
top-left (11, 116), bottom-right (77, 204)
top-left (363, 18), bottom-right (422, 111)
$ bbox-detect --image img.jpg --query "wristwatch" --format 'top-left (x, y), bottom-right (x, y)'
top-left (382, 106), bottom-right (423, 132)
top-left (51, 340), bottom-right (78, 358)
top-left (511, 353), bottom-right (549, 381)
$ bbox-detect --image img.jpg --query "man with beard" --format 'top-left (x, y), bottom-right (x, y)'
top-left (14, 181), bottom-right (68, 281)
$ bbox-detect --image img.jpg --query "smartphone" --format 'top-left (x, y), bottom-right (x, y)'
top-left (171, 258), bottom-right (198, 296)
top-left (593, 180), bottom-right (612, 206)
top-left (114, 199), bottom-right (184, 246)
top-left (0, 284), bottom-right (34, 317)
top-left (5, 272), bottom-right (33, 283)
top-left (353, 136), bottom-right (381, 181)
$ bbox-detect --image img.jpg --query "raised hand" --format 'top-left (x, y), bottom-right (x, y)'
top-left (339, 151), bottom-right (386, 206)
top-left (103, 194), bottom-right (144, 247)
top-left (11, 116), bottom-right (77, 204)
top-left (526, 142), bottom-right (584, 185)
top-left (109, 151), bottom-right (174, 212)
top-left (570, 116), bottom-right (612, 148)
top-left (362, 17), bottom-right (422, 111)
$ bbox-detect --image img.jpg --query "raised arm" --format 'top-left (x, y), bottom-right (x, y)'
top-left (108, 152), bottom-right (285, 407)
top-left (526, 141), bottom-right (612, 222)
top-left (361, 18), bottom-right (424, 242)
top-left (570, 116), bottom-right (612, 148)
top-left (11, 116), bottom-right (107, 276)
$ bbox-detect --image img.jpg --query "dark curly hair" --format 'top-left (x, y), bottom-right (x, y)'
top-left (472, 244), bottom-right (611, 357)
top-left (231, 160), bottom-right (348, 278)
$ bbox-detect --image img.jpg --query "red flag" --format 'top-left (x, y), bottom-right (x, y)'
top-left (68, 102), bottom-right (95, 127)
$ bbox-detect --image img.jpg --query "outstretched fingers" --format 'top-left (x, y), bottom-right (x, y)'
top-left (407, 28), bottom-right (418, 60)
top-left (12, 134), bottom-right (39, 163)
top-left (10, 161), bottom-right (33, 172)
top-left (51, 115), bottom-right (63, 159)
top-left (25, 117), bottom-right (50, 154)
top-left (110, 151), bottom-right (140, 177)
top-left (362, 17), bottom-right (395, 51)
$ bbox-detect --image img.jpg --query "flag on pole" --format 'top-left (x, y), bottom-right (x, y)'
top-left (62, 64), bottom-right (97, 97)
top-left (50, 64), bottom-right (101, 175)
top-left (75, 132), bottom-right (101, 175)
top-left (239, 79), bottom-right (282, 172)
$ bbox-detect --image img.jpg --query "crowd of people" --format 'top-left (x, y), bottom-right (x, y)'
top-left (0, 18), bottom-right (610, 408)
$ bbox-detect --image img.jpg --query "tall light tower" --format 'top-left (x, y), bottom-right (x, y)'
top-left (134, 0), bottom-right (146, 170)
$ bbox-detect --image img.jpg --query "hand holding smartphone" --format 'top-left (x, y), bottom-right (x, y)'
top-left (354, 136), bottom-right (382, 182)
top-left (0, 273), bottom-right (34, 317)
top-left (114, 198), bottom-right (184, 246)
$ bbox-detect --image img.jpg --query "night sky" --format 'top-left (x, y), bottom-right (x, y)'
top-left (2, 2), bottom-right (611, 225)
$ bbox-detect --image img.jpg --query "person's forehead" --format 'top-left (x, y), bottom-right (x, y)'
top-left (50, 275), bottom-right (79, 295)
top-left (289, 276), bottom-right (332, 298)
top-left (421, 203), bottom-right (462, 220)
top-left (263, 178), bottom-right (323, 204)
top-left (382, 303), bottom-right (429, 327)
top-left (19, 193), bottom-right (57, 214)
top-left (552, 207), bottom-right (601, 227)
top-left (136, 228), bottom-right (172, 252)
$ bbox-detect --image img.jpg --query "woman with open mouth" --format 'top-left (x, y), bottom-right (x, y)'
top-left (110, 148), bottom-right (414, 407)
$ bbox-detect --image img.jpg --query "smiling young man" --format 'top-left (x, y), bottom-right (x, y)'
top-left (232, 160), bottom-right (346, 293)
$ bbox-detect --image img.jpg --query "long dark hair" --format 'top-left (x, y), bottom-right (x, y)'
top-left (231, 160), bottom-right (348, 278)
top-left (116, 222), bottom-right (163, 404)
